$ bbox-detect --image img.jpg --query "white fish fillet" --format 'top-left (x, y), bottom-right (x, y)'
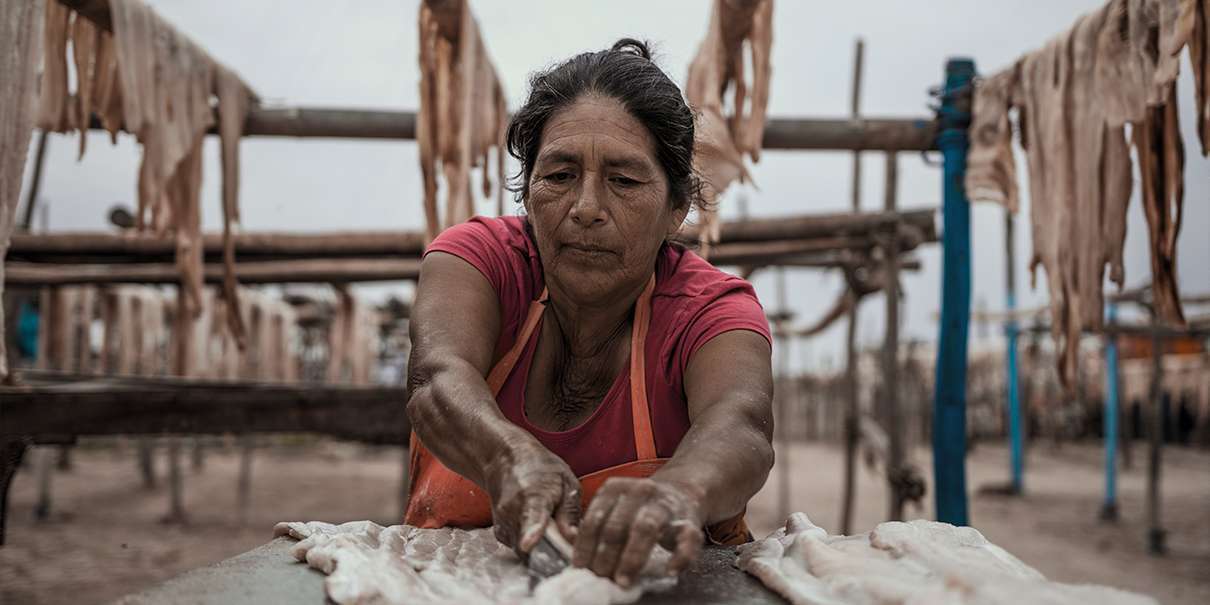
top-left (275, 520), bottom-right (675, 605)
top-left (737, 513), bottom-right (1157, 605)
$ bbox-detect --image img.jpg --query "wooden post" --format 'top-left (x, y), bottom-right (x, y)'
top-left (882, 152), bottom-right (904, 521)
top-left (18, 130), bottom-right (48, 231)
top-left (775, 268), bottom-right (792, 523)
top-left (840, 38), bottom-right (865, 536)
top-left (238, 437), bottom-right (254, 526)
top-left (34, 447), bottom-right (53, 520)
top-left (164, 294), bottom-right (190, 524)
top-left (166, 438), bottom-right (185, 524)
top-left (0, 441), bottom-right (28, 545)
top-left (1147, 322), bottom-right (1166, 554)
top-left (238, 300), bottom-right (262, 523)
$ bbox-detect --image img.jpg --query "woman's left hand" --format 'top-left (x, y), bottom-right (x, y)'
top-left (571, 477), bottom-right (704, 587)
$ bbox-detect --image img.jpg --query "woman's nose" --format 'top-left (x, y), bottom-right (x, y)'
top-left (569, 181), bottom-right (607, 226)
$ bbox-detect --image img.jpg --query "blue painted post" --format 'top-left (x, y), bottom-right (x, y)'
top-left (933, 58), bottom-right (974, 526)
top-left (1101, 303), bottom-right (1120, 520)
top-left (1004, 212), bottom-right (1023, 495)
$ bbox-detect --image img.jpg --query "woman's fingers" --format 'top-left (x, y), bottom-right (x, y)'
top-left (554, 479), bottom-right (582, 543)
top-left (612, 504), bottom-right (670, 587)
top-left (518, 491), bottom-right (556, 553)
top-left (665, 521), bottom-right (703, 575)
top-left (572, 486), bottom-right (619, 568)
top-left (588, 490), bottom-right (642, 580)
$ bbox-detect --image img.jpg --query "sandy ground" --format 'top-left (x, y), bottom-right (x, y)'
top-left (1, 438), bottom-right (1206, 605)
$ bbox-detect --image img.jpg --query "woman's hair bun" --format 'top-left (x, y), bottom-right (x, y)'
top-left (610, 38), bottom-right (652, 60)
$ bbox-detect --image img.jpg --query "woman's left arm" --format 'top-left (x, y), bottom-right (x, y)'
top-left (572, 330), bottom-right (774, 585)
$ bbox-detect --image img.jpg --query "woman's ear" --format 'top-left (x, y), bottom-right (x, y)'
top-left (667, 201), bottom-right (690, 237)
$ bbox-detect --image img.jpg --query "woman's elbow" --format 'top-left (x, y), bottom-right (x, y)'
top-left (405, 360), bottom-right (442, 437)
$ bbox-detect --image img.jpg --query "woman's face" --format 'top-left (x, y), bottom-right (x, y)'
top-left (525, 94), bottom-right (687, 304)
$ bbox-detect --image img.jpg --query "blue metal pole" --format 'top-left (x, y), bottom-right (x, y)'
top-left (1101, 303), bottom-right (1120, 520)
top-left (1006, 296), bottom-right (1023, 494)
top-left (932, 58), bottom-right (974, 526)
top-left (1004, 212), bottom-right (1023, 495)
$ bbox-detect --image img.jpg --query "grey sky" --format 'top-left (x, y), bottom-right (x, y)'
top-left (18, 0), bottom-right (1209, 371)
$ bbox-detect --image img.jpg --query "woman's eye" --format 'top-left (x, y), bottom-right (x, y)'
top-left (545, 172), bottom-right (574, 183)
top-left (611, 176), bottom-right (640, 187)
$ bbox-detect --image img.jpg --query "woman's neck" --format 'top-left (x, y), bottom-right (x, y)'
top-left (545, 275), bottom-right (647, 358)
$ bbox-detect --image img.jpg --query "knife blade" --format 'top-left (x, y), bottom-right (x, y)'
top-left (527, 523), bottom-right (574, 589)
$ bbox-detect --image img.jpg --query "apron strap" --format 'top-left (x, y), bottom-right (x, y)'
top-left (630, 275), bottom-right (658, 460)
top-left (485, 288), bottom-right (548, 395)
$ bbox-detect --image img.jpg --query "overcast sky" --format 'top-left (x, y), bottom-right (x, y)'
top-left (18, 0), bottom-right (1209, 372)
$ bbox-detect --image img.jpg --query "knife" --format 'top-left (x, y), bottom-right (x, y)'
top-left (526, 523), bottom-right (574, 589)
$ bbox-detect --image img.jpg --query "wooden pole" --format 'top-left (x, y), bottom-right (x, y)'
top-left (165, 294), bottom-right (190, 524)
top-left (166, 437), bottom-right (185, 524)
top-left (99, 106), bottom-right (943, 150)
top-left (34, 447), bottom-right (53, 520)
top-left (840, 38), bottom-right (864, 536)
top-left (18, 130), bottom-right (48, 231)
top-left (4, 258), bottom-right (424, 286)
top-left (882, 152), bottom-right (904, 521)
top-left (776, 268), bottom-right (792, 523)
top-left (8, 210), bottom-right (938, 263)
top-left (5, 235), bottom-right (938, 286)
top-left (0, 441), bottom-right (27, 545)
top-left (1146, 320), bottom-right (1166, 555)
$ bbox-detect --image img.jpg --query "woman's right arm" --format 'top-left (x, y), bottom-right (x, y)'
top-left (406, 252), bottom-right (581, 551)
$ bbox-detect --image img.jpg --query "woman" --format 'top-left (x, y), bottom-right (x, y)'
top-left (405, 39), bottom-right (774, 587)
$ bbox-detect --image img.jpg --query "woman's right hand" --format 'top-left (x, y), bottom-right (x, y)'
top-left (485, 440), bottom-right (582, 556)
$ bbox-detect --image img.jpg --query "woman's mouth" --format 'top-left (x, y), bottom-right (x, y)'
top-left (561, 243), bottom-right (616, 260)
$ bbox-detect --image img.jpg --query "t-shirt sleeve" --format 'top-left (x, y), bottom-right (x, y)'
top-left (677, 285), bottom-right (772, 373)
top-left (424, 219), bottom-right (515, 296)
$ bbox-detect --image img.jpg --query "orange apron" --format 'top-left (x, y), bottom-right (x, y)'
top-left (405, 275), bottom-right (751, 545)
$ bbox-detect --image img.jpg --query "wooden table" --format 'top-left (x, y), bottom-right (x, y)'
top-left (112, 537), bottom-right (785, 604)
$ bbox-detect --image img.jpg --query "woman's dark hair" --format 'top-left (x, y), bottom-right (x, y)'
top-left (505, 38), bottom-right (703, 213)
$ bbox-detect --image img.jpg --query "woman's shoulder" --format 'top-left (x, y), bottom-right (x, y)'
top-left (425, 215), bottom-right (542, 305)
top-left (656, 243), bottom-right (758, 301)
top-left (428, 215), bottom-right (534, 255)
top-left (654, 244), bottom-right (772, 370)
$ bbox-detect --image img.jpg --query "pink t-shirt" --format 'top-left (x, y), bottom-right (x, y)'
top-left (425, 216), bottom-right (771, 477)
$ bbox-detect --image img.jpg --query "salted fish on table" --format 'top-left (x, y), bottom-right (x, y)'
top-left (737, 513), bottom-right (1158, 605)
top-left (274, 520), bottom-right (676, 605)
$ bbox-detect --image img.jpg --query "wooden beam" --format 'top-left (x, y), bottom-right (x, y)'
top-left (8, 209), bottom-right (939, 263)
top-left (0, 374), bottom-right (409, 445)
top-left (93, 106), bottom-right (936, 150)
top-left (692, 208), bottom-right (937, 245)
top-left (237, 112), bottom-right (935, 150)
top-left (8, 230), bottom-right (429, 262)
top-left (706, 235), bottom-right (907, 267)
top-left (5, 258), bottom-right (422, 285)
top-left (245, 107), bottom-right (417, 140)
top-left (6, 238), bottom-right (928, 285)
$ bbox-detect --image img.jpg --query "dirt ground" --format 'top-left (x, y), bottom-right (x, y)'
top-left (1, 438), bottom-right (1206, 605)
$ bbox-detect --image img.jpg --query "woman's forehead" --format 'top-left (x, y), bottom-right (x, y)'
top-left (537, 96), bottom-right (658, 165)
